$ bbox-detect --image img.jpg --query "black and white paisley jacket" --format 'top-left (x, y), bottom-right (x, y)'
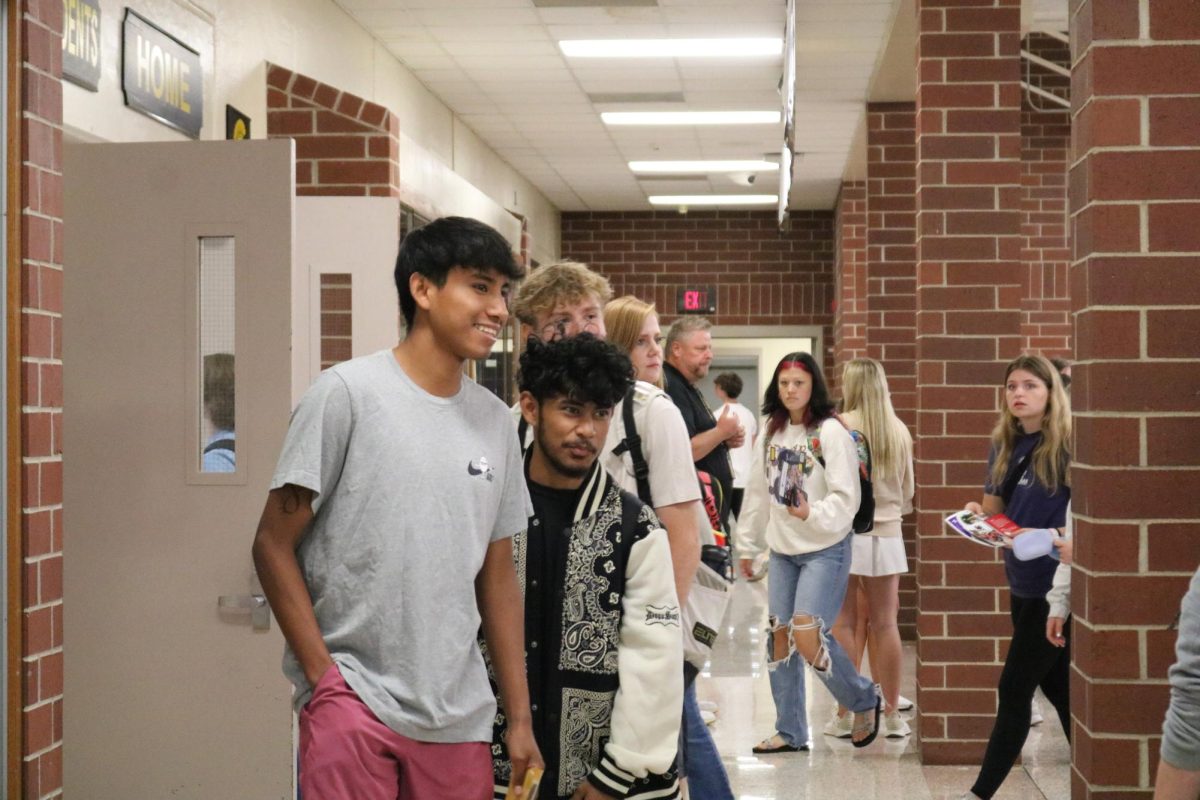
top-left (491, 456), bottom-right (683, 800)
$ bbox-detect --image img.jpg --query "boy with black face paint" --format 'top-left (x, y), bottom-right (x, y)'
top-left (490, 335), bottom-right (682, 800)
top-left (253, 217), bottom-right (542, 799)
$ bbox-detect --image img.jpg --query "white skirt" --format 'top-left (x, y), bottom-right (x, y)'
top-left (849, 534), bottom-right (909, 577)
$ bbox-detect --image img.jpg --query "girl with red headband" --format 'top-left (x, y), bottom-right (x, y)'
top-left (736, 351), bottom-right (881, 753)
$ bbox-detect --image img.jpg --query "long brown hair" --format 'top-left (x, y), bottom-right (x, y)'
top-left (989, 354), bottom-right (1071, 494)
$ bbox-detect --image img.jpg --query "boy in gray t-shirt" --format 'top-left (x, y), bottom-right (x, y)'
top-left (253, 217), bottom-right (543, 800)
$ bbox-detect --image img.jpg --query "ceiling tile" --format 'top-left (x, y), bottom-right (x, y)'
top-left (334, 0), bottom-right (905, 212)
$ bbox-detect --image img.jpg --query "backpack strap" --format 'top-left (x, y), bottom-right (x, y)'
top-left (611, 386), bottom-right (653, 506)
top-left (517, 415), bottom-right (529, 451)
top-left (1000, 449), bottom-right (1034, 507)
top-left (809, 416), bottom-right (871, 480)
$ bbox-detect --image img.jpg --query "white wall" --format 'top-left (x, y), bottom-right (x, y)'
top-left (61, 0), bottom-right (561, 264)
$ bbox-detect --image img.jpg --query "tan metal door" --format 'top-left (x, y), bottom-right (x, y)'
top-left (62, 140), bottom-right (295, 798)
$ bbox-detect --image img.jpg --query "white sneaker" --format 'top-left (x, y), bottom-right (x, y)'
top-left (698, 700), bottom-right (719, 713)
top-left (700, 709), bottom-right (717, 726)
top-left (823, 709), bottom-right (852, 738)
top-left (897, 694), bottom-right (914, 712)
top-left (883, 711), bottom-right (911, 738)
top-left (1030, 699), bottom-right (1044, 726)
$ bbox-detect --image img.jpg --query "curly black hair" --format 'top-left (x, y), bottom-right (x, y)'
top-left (518, 333), bottom-right (635, 409)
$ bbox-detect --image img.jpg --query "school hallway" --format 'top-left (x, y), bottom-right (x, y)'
top-left (694, 577), bottom-right (1070, 799)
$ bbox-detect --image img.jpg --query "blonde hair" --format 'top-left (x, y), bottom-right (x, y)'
top-left (989, 354), bottom-right (1072, 494)
top-left (604, 295), bottom-right (663, 389)
top-left (840, 358), bottom-right (911, 482)
top-left (510, 260), bottom-right (612, 326)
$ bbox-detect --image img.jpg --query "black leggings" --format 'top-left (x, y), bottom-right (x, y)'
top-left (971, 594), bottom-right (1071, 799)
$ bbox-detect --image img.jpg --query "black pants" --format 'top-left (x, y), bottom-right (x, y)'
top-left (971, 594), bottom-right (1071, 799)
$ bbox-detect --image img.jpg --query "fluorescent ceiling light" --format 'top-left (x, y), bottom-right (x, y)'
top-left (603, 111), bottom-right (780, 126)
top-left (649, 195), bottom-right (778, 206)
top-left (561, 38), bottom-right (782, 58)
top-left (631, 160), bottom-right (777, 173)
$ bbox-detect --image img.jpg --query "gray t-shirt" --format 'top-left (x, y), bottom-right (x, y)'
top-left (271, 349), bottom-right (531, 743)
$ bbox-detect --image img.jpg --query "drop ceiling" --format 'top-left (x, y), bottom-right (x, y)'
top-left (332, 0), bottom-right (907, 211)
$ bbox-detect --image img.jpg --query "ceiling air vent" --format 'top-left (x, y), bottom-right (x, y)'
top-left (588, 92), bottom-right (685, 105)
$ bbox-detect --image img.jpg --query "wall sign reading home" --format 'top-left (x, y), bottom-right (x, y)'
top-left (63, 0), bottom-right (102, 91)
top-left (677, 287), bottom-right (716, 315)
top-left (121, 9), bottom-right (203, 138)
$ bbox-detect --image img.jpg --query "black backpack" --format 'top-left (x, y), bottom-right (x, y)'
top-left (807, 419), bottom-right (875, 534)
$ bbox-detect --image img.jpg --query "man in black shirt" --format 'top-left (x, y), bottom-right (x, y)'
top-left (662, 317), bottom-right (744, 530)
top-left (491, 335), bottom-right (683, 800)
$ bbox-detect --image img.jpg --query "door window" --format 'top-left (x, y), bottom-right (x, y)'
top-left (199, 237), bottom-right (236, 473)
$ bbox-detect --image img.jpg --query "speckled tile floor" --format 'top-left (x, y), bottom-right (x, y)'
top-left (690, 577), bottom-right (1071, 799)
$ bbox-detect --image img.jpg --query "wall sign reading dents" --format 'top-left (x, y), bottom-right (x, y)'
top-left (121, 9), bottom-right (203, 138)
top-left (63, 0), bottom-right (102, 91)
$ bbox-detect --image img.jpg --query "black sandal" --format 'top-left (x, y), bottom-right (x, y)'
top-left (851, 696), bottom-right (882, 748)
top-left (752, 734), bottom-right (806, 754)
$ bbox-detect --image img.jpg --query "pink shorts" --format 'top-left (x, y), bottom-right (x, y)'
top-left (299, 664), bottom-right (492, 800)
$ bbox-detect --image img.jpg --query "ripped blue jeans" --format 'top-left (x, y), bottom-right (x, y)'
top-left (766, 537), bottom-right (878, 747)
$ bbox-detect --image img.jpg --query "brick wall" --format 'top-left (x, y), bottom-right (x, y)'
top-left (18, 1), bottom-right (65, 797)
top-left (560, 210), bottom-right (836, 373)
top-left (1019, 34), bottom-right (1072, 356)
top-left (912, 0), bottom-right (1025, 765)
top-left (1069, 3), bottom-right (1200, 796)
top-left (266, 64), bottom-right (399, 198)
top-left (832, 182), bottom-right (868, 386)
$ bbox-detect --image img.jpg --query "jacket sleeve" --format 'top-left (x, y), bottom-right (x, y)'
top-left (803, 419), bottom-right (860, 539)
top-left (588, 526), bottom-right (683, 796)
top-left (901, 430), bottom-right (915, 515)
top-left (1046, 561), bottom-right (1071, 619)
top-left (734, 422), bottom-right (770, 559)
top-left (1046, 509), bottom-right (1072, 619)
top-left (1163, 568), bottom-right (1200, 771)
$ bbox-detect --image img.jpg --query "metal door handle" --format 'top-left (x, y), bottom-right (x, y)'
top-left (218, 593), bottom-right (271, 631)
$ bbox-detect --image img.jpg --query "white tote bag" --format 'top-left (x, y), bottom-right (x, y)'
top-left (681, 560), bottom-right (733, 669)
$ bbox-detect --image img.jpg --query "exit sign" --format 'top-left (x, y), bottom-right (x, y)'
top-left (677, 286), bottom-right (716, 315)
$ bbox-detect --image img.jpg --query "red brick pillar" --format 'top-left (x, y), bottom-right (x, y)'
top-left (15, 1), bottom-right (66, 797)
top-left (1069, 3), bottom-right (1200, 796)
top-left (913, 0), bottom-right (1024, 764)
top-left (866, 102), bottom-right (919, 635)
top-left (832, 181), bottom-right (868, 389)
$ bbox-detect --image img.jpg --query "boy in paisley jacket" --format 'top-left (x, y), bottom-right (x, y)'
top-left (492, 334), bottom-right (683, 800)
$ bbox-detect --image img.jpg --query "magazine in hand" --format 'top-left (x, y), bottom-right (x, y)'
top-left (944, 510), bottom-right (1020, 548)
top-left (767, 444), bottom-right (808, 508)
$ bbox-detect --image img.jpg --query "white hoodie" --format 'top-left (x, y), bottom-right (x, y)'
top-left (736, 416), bottom-right (861, 557)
